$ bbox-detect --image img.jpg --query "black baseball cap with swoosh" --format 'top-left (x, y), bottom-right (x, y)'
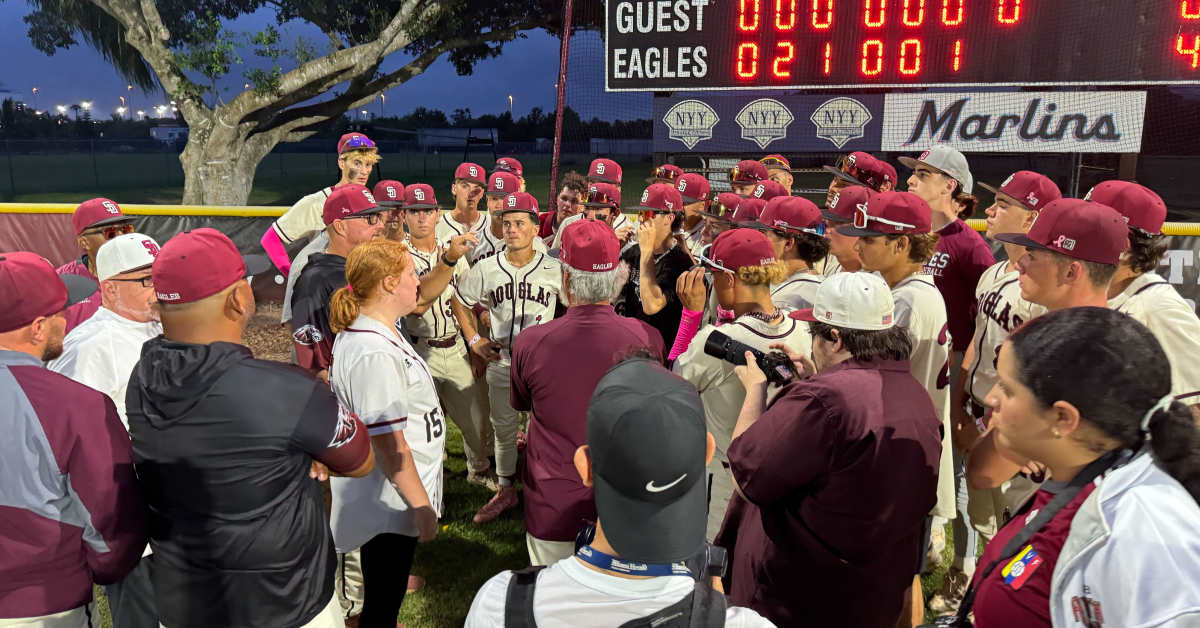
top-left (586, 357), bottom-right (708, 564)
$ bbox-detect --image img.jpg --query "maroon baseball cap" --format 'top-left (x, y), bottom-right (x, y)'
top-left (823, 152), bottom-right (897, 192)
top-left (552, 218), bottom-right (621, 272)
top-left (454, 162), bottom-right (486, 186)
top-left (676, 173), bottom-right (711, 205)
top-left (581, 182), bottom-right (621, 209)
top-left (700, 192), bottom-right (746, 221)
top-left (730, 160), bottom-right (769, 185)
top-left (500, 192), bottom-right (539, 218)
top-left (589, 158), bottom-right (623, 184)
top-left (750, 196), bottom-right (824, 235)
top-left (495, 157), bottom-right (524, 178)
top-left (1084, 180), bottom-right (1167, 234)
top-left (703, 229), bottom-right (777, 272)
top-left (649, 163), bottom-right (684, 184)
top-left (978, 171), bottom-right (1062, 212)
top-left (994, 199), bottom-right (1129, 265)
top-left (323, 184), bottom-right (386, 225)
top-left (824, 185), bottom-right (875, 224)
top-left (373, 180), bottom-right (405, 208)
top-left (153, 228), bottom-right (270, 305)
top-left (730, 197), bottom-right (767, 224)
top-left (487, 171), bottom-right (521, 197)
top-left (760, 154), bottom-right (792, 171)
top-left (337, 132), bottom-right (376, 155)
top-left (402, 183), bottom-right (439, 210)
top-left (631, 183), bottom-right (684, 214)
top-left (0, 252), bottom-right (97, 333)
top-left (836, 191), bottom-right (932, 237)
top-left (751, 180), bottom-right (788, 201)
top-left (72, 197), bottom-right (132, 235)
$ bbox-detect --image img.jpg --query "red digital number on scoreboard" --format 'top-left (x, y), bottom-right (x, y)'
top-left (732, 0), bottom-right (1031, 81)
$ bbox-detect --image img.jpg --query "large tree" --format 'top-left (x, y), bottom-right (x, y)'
top-left (23, 0), bottom-right (570, 204)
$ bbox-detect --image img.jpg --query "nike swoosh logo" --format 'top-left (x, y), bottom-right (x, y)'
top-left (645, 474), bottom-right (687, 493)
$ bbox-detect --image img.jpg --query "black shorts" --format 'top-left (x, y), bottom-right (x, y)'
top-left (916, 515), bottom-right (934, 575)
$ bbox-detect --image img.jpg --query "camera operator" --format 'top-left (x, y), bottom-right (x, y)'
top-left (718, 272), bottom-right (943, 628)
top-left (674, 229), bottom-right (812, 541)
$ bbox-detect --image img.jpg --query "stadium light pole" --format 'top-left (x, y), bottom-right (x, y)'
top-left (508, 94), bottom-right (513, 115)
top-left (380, 93), bottom-right (386, 117)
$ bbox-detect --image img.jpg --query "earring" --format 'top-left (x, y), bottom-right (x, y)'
top-left (1052, 428), bottom-right (1061, 438)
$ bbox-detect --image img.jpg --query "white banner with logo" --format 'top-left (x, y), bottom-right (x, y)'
top-left (882, 92), bottom-right (1146, 153)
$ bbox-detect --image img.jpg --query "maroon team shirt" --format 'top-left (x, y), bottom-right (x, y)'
top-left (510, 304), bottom-right (664, 541)
top-left (970, 482), bottom-right (1097, 628)
top-left (923, 219), bottom-right (994, 352)
top-left (537, 211), bottom-right (558, 240)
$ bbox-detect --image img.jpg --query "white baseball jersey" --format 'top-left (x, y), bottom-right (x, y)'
top-left (1108, 271), bottom-right (1200, 404)
top-left (966, 260), bottom-right (1046, 405)
top-left (471, 222), bottom-right (549, 265)
top-left (770, 270), bottom-right (822, 311)
top-left (683, 219), bottom-right (705, 258)
top-left (818, 254), bottom-right (844, 277)
top-left (272, 186), bottom-right (333, 246)
top-left (551, 212), bottom-right (633, 250)
top-left (436, 210), bottom-right (490, 262)
top-left (455, 251), bottom-right (562, 361)
top-left (329, 314), bottom-right (445, 552)
top-left (674, 315), bottom-right (812, 540)
top-left (892, 272), bottom-right (956, 521)
top-left (405, 238), bottom-right (470, 340)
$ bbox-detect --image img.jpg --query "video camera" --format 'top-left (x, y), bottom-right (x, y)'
top-left (703, 330), bottom-right (797, 386)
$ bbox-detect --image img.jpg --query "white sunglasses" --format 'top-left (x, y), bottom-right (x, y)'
top-left (853, 203), bottom-right (916, 232)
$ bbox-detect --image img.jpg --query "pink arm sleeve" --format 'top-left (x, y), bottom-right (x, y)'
top-left (261, 227), bottom-right (292, 276)
top-left (668, 308), bottom-right (705, 362)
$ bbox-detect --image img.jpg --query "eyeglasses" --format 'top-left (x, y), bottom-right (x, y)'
top-left (696, 252), bottom-right (734, 274)
top-left (342, 135), bottom-right (376, 150)
top-left (345, 213), bottom-right (384, 226)
top-left (772, 220), bottom-right (827, 237)
top-left (853, 203), bottom-right (915, 232)
top-left (83, 223), bottom-right (135, 239)
top-left (110, 275), bottom-right (153, 287)
top-left (652, 166), bottom-right (680, 182)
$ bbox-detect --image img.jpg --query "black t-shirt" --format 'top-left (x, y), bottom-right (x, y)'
top-left (126, 339), bottom-right (370, 628)
top-left (615, 243), bottom-right (693, 353)
top-left (290, 252), bottom-right (346, 371)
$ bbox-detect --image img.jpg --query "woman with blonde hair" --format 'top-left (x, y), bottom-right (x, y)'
top-left (328, 239), bottom-right (444, 628)
top-left (673, 228), bottom-right (813, 540)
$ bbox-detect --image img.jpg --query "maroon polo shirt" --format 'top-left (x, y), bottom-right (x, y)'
top-left (923, 219), bottom-right (995, 352)
top-left (510, 304), bottom-right (664, 541)
top-left (718, 358), bottom-right (943, 628)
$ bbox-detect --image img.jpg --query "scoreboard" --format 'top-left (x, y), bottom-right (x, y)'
top-left (605, 0), bottom-right (1200, 90)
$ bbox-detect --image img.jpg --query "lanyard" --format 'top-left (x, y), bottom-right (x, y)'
top-left (575, 545), bottom-right (693, 577)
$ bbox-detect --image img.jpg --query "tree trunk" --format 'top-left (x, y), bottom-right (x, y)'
top-left (179, 111), bottom-right (277, 206)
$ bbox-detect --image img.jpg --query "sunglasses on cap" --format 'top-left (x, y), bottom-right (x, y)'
top-left (652, 166), bottom-right (680, 182)
top-left (639, 209), bottom-right (671, 222)
top-left (83, 222), bottom-right (135, 239)
top-left (707, 201), bottom-right (735, 219)
top-left (772, 220), bottom-right (827, 237)
top-left (343, 135), bottom-right (376, 150)
top-left (853, 203), bottom-right (915, 232)
top-left (835, 154), bottom-right (869, 181)
top-left (696, 251), bottom-right (734, 274)
top-left (728, 166), bottom-right (742, 182)
top-left (583, 190), bottom-right (615, 207)
top-left (760, 156), bottom-right (789, 169)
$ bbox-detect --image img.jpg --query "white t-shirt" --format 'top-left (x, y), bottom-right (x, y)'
top-left (891, 272), bottom-right (956, 520)
top-left (770, 270), bottom-right (822, 311)
top-left (1107, 271), bottom-right (1200, 403)
top-left (273, 186), bottom-right (333, 246)
top-left (551, 212), bottom-right (633, 250)
top-left (455, 250), bottom-right (562, 362)
top-left (406, 238), bottom-right (470, 340)
top-left (465, 555), bottom-right (776, 628)
top-left (329, 314), bottom-right (445, 550)
top-left (47, 306), bottom-right (162, 431)
top-left (966, 260), bottom-right (1045, 404)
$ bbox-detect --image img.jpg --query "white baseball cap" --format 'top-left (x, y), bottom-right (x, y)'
top-left (899, 145), bottom-right (974, 194)
top-left (97, 232), bottom-right (160, 281)
top-left (790, 272), bottom-right (895, 331)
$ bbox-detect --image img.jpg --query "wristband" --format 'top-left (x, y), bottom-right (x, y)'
top-left (441, 253), bottom-right (456, 267)
top-left (468, 334), bottom-right (481, 347)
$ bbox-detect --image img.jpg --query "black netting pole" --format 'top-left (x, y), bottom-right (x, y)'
top-left (549, 0), bottom-right (574, 210)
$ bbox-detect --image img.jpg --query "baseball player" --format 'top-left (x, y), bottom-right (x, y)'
top-left (587, 157), bottom-right (623, 189)
top-left (819, 185), bottom-right (872, 275)
top-left (747, 196), bottom-right (829, 311)
top-left (58, 197), bottom-right (136, 332)
top-left (820, 152), bottom-right (896, 277)
top-left (1089, 180), bottom-right (1200, 420)
top-left (554, 159), bottom-right (635, 249)
top-left (538, 171), bottom-right (588, 245)
top-left (475, 171), bottom-right (548, 263)
top-left (838, 191), bottom-right (956, 613)
top-left (676, 173), bottom-right (712, 257)
top-left (648, 163), bottom-right (683, 186)
top-left (749, 180), bottom-right (788, 202)
top-left (375, 179), bottom-right (406, 240)
top-left (761, 153), bottom-right (794, 191)
top-left (401, 183), bottom-right (498, 489)
top-left (269, 132), bottom-right (378, 324)
top-left (729, 159), bottom-right (768, 197)
top-left (674, 228), bottom-right (813, 540)
top-left (455, 191), bottom-right (563, 524)
top-left (435, 162), bottom-right (490, 247)
top-left (577, 182), bottom-right (622, 227)
top-left (494, 156), bottom-right (526, 191)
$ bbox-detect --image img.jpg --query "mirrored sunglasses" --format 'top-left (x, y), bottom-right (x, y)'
top-left (343, 136), bottom-right (376, 149)
top-left (84, 223), bottom-right (135, 239)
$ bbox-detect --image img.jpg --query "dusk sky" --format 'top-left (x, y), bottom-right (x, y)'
top-left (0, 3), bottom-right (651, 121)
